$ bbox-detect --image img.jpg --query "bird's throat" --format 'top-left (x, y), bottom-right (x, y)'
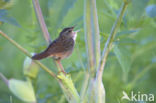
top-left (73, 32), bottom-right (77, 41)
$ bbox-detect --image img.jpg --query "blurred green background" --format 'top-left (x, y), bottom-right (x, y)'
top-left (0, 0), bottom-right (156, 103)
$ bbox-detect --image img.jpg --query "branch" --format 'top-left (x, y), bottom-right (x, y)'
top-left (0, 31), bottom-right (56, 78)
top-left (32, 1), bottom-right (80, 102)
top-left (0, 72), bottom-right (8, 85)
top-left (96, 1), bottom-right (129, 81)
top-left (32, 0), bottom-right (51, 43)
top-left (32, 0), bottom-right (65, 75)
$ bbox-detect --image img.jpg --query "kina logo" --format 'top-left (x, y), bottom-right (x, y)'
top-left (121, 91), bottom-right (155, 102)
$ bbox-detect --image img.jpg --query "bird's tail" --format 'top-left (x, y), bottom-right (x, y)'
top-left (32, 51), bottom-right (49, 60)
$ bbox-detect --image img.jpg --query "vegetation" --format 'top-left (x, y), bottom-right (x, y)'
top-left (0, 0), bottom-right (156, 103)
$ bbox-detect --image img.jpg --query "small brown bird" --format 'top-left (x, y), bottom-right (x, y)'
top-left (32, 26), bottom-right (79, 61)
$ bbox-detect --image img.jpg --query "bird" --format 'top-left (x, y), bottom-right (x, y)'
top-left (32, 26), bottom-right (79, 61)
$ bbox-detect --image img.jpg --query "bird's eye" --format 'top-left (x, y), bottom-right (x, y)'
top-left (68, 30), bottom-right (72, 32)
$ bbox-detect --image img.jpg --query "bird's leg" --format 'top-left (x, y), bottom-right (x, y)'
top-left (55, 59), bottom-right (66, 75)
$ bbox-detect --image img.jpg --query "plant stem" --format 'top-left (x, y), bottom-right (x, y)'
top-left (80, 72), bottom-right (90, 102)
top-left (57, 73), bottom-right (80, 103)
top-left (0, 31), bottom-right (56, 78)
top-left (0, 72), bottom-right (8, 85)
top-left (32, 1), bottom-right (80, 103)
top-left (32, 0), bottom-right (65, 75)
top-left (95, 2), bottom-right (130, 103)
top-left (84, 0), bottom-right (96, 77)
top-left (32, 0), bottom-right (51, 43)
top-left (91, 0), bottom-right (101, 70)
top-left (96, 1), bottom-right (129, 81)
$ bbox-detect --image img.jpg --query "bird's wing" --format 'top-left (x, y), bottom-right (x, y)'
top-left (45, 38), bottom-right (74, 55)
top-left (45, 38), bottom-right (63, 54)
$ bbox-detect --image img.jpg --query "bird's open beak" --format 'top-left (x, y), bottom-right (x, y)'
top-left (74, 30), bottom-right (80, 33)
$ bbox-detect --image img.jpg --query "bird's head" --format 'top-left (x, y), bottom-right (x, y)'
top-left (59, 26), bottom-right (79, 40)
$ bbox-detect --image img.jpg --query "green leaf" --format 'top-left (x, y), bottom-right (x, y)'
top-left (0, 9), bottom-right (20, 27)
top-left (117, 38), bottom-right (137, 45)
top-left (0, 16), bottom-right (20, 27)
top-left (113, 45), bottom-right (131, 78)
top-left (23, 53), bottom-right (39, 78)
top-left (56, 0), bottom-right (78, 27)
top-left (8, 79), bottom-right (36, 102)
top-left (116, 29), bottom-right (139, 37)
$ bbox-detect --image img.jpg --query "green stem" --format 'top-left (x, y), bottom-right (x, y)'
top-left (91, 0), bottom-right (101, 70)
top-left (84, 0), bottom-right (96, 77)
top-left (96, 1), bottom-right (129, 81)
top-left (57, 73), bottom-right (80, 103)
top-left (0, 31), bottom-right (56, 78)
top-left (80, 72), bottom-right (90, 102)
top-left (32, 0), bottom-right (65, 75)
top-left (95, 1), bottom-right (130, 103)
top-left (32, 1), bottom-right (80, 103)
